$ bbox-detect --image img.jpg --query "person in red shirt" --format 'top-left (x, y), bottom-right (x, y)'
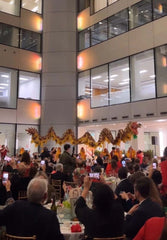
top-left (0, 145), bottom-right (9, 160)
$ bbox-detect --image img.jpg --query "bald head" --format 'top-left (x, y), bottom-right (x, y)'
top-left (27, 178), bottom-right (48, 204)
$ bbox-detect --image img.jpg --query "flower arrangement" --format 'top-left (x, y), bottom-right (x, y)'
top-left (26, 122), bottom-right (141, 147)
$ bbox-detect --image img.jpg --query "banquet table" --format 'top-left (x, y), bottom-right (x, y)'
top-left (60, 222), bottom-right (84, 240)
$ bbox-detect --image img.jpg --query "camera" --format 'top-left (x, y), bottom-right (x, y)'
top-left (2, 172), bottom-right (9, 184)
top-left (89, 172), bottom-right (100, 179)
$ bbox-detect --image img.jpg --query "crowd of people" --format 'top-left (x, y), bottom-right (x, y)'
top-left (0, 144), bottom-right (167, 240)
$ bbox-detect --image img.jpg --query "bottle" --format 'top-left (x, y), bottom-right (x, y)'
top-left (51, 195), bottom-right (57, 214)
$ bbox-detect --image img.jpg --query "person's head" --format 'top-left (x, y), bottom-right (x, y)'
top-left (34, 171), bottom-right (49, 182)
top-left (118, 167), bottom-right (127, 179)
top-left (56, 163), bottom-right (63, 172)
top-left (64, 144), bottom-right (71, 152)
top-left (21, 151), bottom-right (31, 165)
top-left (112, 155), bottom-right (118, 162)
top-left (134, 176), bottom-right (151, 200)
top-left (129, 171), bottom-right (145, 185)
top-left (92, 183), bottom-right (114, 214)
top-left (111, 159), bottom-right (118, 169)
top-left (133, 163), bottom-right (140, 172)
top-left (163, 147), bottom-right (167, 158)
top-left (27, 178), bottom-right (48, 204)
top-left (126, 162), bottom-right (134, 174)
top-left (152, 170), bottom-right (162, 186)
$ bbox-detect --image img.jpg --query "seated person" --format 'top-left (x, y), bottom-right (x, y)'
top-left (124, 176), bottom-right (164, 240)
top-left (0, 178), bottom-right (64, 240)
top-left (75, 176), bottom-right (124, 239)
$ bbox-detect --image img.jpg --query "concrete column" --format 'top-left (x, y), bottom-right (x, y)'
top-left (41, 0), bottom-right (77, 149)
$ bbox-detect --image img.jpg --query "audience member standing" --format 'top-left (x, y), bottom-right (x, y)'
top-left (59, 144), bottom-right (76, 181)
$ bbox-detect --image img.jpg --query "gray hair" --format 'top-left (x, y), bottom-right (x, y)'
top-left (56, 163), bottom-right (63, 171)
top-left (27, 178), bottom-right (48, 204)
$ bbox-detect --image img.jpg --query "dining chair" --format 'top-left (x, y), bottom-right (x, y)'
top-left (51, 179), bottom-right (62, 201)
top-left (93, 235), bottom-right (126, 240)
top-left (18, 190), bottom-right (27, 200)
top-left (5, 233), bottom-right (36, 240)
top-left (64, 181), bottom-right (77, 188)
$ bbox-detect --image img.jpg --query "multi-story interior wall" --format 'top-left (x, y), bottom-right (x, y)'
top-left (0, 1), bottom-right (42, 154)
top-left (41, 0), bottom-right (77, 149)
top-left (77, 0), bottom-right (167, 155)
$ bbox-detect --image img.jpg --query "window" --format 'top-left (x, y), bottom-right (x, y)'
top-left (130, 50), bottom-right (155, 101)
top-left (108, 9), bottom-right (128, 39)
top-left (0, 23), bottom-right (19, 48)
top-left (91, 65), bottom-right (109, 107)
top-left (155, 45), bottom-right (167, 97)
top-left (153, 0), bottom-right (167, 19)
top-left (0, 67), bottom-right (17, 108)
top-left (0, 0), bottom-right (20, 16)
top-left (94, 0), bottom-right (107, 13)
top-left (108, 0), bottom-right (119, 5)
top-left (129, 0), bottom-right (152, 29)
top-left (0, 124), bottom-right (15, 156)
top-left (20, 29), bottom-right (41, 53)
top-left (78, 70), bottom-right (90, 99)
top-left (78, 0), bottom-right (90, 12)
top-left (109, 58), bottom-right (130, 105)
top-left (19, 71), bottom-right (40, 100)
top-left (91, 19), bottom-right (107, 46)
top-left (79, 29), bottom-right (90, 51)
top-left (16, 125), bottom-right (39, 155)
top-left (22, 0), bottom-right (42, 14)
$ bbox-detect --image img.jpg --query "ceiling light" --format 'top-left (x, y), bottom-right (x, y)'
top-left (92, 76), bottom-right (101, 80)
top-left (122, 78), bottom-right (129, 81)
top-left (156, 119), bottom-right (166, 122)
top-left (99, 22), bottom-right (103, 25)
top-left (110, 78), bottom-right (115, 81)
top-left (139, 70), bottom-right (148, 74)
top-left (0, 87), bottom-right (5, 89)
top-left (110, 74), bottom-right (118, 78)
top-left (119, 82), bottom-right (128, 85)
top-left (20, 77), bottom-right (28, 81)
top-left (103, 79), bottom-right (109, 82)
top-left (1, 75), bottom-right (9, 78)
top-left (121, 68), bottom-right (129, 71)
top-left (32, 6), bottom-right (38, 12)
top-left (0, 83), bottom-right (8, 86)
top-left (149, 75), bottom-right (155, 78)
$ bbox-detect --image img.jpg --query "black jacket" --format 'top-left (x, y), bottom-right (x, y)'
top-left (0, 200), bottom-right (64, 240)
top-left (124, 198), bottom-right (164, 239)
top-left (75, 196), bottom-right (124, 238)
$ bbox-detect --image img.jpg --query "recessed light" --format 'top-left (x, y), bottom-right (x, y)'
top-left (121, 68), bottom-right (129, 71)
top-left (139, 70), bottom-right (147, 74)
top-left (92, 76), bottom-right (101, 80)
top-left (1, 75), bottom-right (9, 78)
top-left (110, 74), bottom-right (118, 78)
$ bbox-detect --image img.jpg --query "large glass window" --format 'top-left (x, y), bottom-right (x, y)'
top-left (0, 23), bottom-right (19, 48)
top-left (108, 0), bottom-right (119, 5)
top-left (0, 67), bottom-right (17, 108)
top-left (91, 65), bottom-right (109, 107)
top-left (153, 0), bottom-right (167, 19)
top-left (155, 45), bottom-right (167, 97)
top-left (79, 29), bottom-right (90, 51)
top-left (108, 9), bottom-right (128, 39)
top-left (19, 71), bottom-right (40, 100)
top-left (0, 0), bottom-right (20, 16)
top-left (129, 0), bottom-right (152, 29)
top-left (16, 125), bottom-right (38, 155)
top-left (22, 0), bottom-right (42, 14)
top-left (130, 49), bottom-right (155, 101)
top-left (0, 124), bottom-right (15, 156)
top-left (94, 0), bottom-right (107, 13)
top-left (78, 0), bottom-right (90, 12)
top-left (109, 58), bottom-right (130, 105)
top-left (20, 29), bottom-right (41, 53)
top-left (91, 20), bottom-right (107, 46)
top-left (78, 70), bottom-right (90, 99)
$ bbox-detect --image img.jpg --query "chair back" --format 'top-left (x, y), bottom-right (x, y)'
top-left (64, 181), bottom-right (77, 188)
top-left (93, 235), bottom-right (126, 240)
top-left (18, 191), bottom-right (27, 200)
top-left (51, 179), bottom-right (61, 201)
top-left (5, 233), bottom-right (36, 240)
